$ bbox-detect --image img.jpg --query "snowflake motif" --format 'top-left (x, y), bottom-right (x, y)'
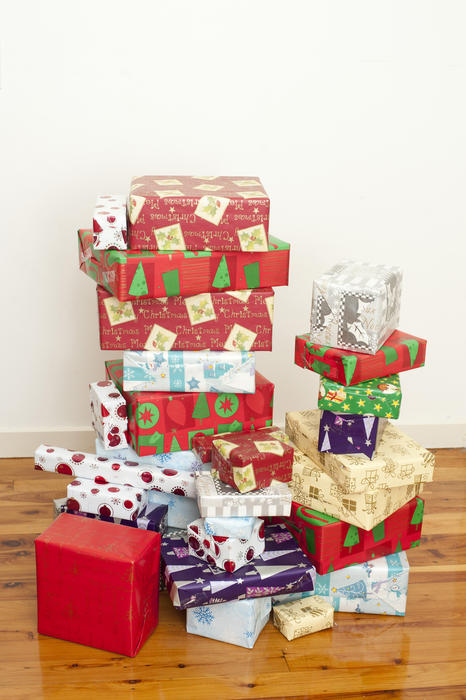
top-left (125, 368), bottom-right (137, 379)
top-left (111, 497), bottom-right (121, 506)
top-left (193, 606), bottom-right (215, 625)
top-left (173, 547), bottom-right (189, 558)
top-left (270, 532), bottom-right (293, 544)
top-left (157, 453), bottom-right (175, 464)
top-left (244, 630), bottom-right (254, 640)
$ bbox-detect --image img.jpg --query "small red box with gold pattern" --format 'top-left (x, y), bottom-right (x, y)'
top-left (35, 514), bottom-right (161, 656)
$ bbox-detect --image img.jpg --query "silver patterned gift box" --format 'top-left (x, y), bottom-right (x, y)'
top-left (309, 261), bottom-right (402, 354)
top-left (195, 470), bottom-right (292, 517)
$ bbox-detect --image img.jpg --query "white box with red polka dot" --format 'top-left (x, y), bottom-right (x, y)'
top-left (89, 380), bottom-right (129, 450)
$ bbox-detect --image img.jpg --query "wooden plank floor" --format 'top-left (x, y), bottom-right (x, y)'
top-left (0, 451), bottom-right (465, 700)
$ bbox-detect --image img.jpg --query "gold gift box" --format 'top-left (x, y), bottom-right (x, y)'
top-left (273, 595), bottom-right (334, 641)
top-left (269, 429), bottom-right (423, 530)
top-left (285, 410), bottom-right (434, 494)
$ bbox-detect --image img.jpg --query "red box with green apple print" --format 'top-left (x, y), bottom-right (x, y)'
top-left (282, 497), bottom-right (424, 574)
top-left (105, 360), bottom-right (274, 457)
top-left (78, 229), bottom-right (290, 301)
top-left (295, 329), bottom-right (427, 386)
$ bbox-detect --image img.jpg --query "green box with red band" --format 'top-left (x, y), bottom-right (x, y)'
top-left (105, 359), bottom-right (274, 457)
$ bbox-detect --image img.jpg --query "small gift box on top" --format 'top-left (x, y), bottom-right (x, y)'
top-left (309, 261), bottom-right (402, 355)
top-left (318, 411), bottom-right (386, 459)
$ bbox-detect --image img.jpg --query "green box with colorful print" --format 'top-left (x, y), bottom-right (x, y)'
top-left (318, 374), bottom-right (402, 419)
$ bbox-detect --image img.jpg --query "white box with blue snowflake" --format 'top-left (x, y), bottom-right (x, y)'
top-left (314, 551), bottom-right (409, 616)
top-left (186, 597), bottom-right (271, 648)
top-left (123, 350), bottom-right (255, 393)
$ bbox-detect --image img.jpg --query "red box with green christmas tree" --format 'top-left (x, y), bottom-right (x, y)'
top-left (106, 360), bottom-right (274, 456)
top-left (282, 497), bottom-right (424, 575)
top-left (78, 229), bottom-right (290, 301)
top-left (98, 286), bottom-right (274, 351)
top-left (295, 329), bottom-right (426, 386)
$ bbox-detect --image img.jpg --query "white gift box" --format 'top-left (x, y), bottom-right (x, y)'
top-left (35, 444), bottom-right (197, 498)
top-left (187, 517), bottom-right (265, 572)
top-left (309, 261), bottom-right (402, 354)
top-left (204, 516), bottom-right (257, 539)
top-left (93, 194), bottom-right (127, 250)
top-left (195, 470), bottom-right (292, 518)
top-left (186, 597), bottom-right (271, 649)
top-left (148, 491), bottom-right (200, 529)
top-left (123, 350), bottom-right (255, 393)
top-left (66, 477), bottom-right (147, 520)
top-left (89, 380), bottom-right (128, 450)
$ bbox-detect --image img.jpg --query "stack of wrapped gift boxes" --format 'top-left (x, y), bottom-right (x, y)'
top-left (282, 261), bottom-right (434, 615)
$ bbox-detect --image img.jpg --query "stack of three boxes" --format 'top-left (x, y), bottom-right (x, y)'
top-left (279, 261), bottom-right (434, 617)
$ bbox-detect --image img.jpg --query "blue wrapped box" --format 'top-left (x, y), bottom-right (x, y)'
top-left (95, 438), bottom-right (201, 471)
top-left (123, 350), bottom-right (255, 393)
top-left (204, 516), bottom-right (257, 538)
top-left (148, 490), bottom-right (200, 529)
top-left (186, 597), bottom-right (271, 648)
top-left (162, 523), bottom-right (316, 609)
top-left (314, 551), bottom-right (409, 615)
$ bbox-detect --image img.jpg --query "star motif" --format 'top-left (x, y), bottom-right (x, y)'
top-left (323, 425), bottom-right (330, 432)
top-left (220, 397), bottom-right (233, 413)
top-left (138, 407), bottom-right (154, 424)
top-left (385, 412), bottom-right (393, 419)
top-left (374, 403), bottom-right (382, 411)
top-left (381, 397), bottom-right (386, 402)
top-left (219, 307), bottom-right (225, 314)
top-left (357, 399), bottom-right (365, 407)
top-left (297, 563), bottom-right (306, 568)
top-left (343, 403), bottom-right (350, 411)
top-left (195, 577), bottom-right (205, 583)
top-left (286, 582), bottom-right (295, 589)
top-left (162, 305), bottom-right (169, 313)
top-left (236, 578), bottom-right (243, 584)
top-left (196, 334), bottom-right (201, 341)
top-left (115, 334), bottom-right (121, 342)
top-left (365, 389), bottom-right (372, 395)
top-left (365, 439), bottom-right (372, 446)
top-left (392, 400), bottom-right (400, 407)
top-left (169, 207), bottom-right (175, 213)
top-left (187, 377), bottom-right (200, 390)
top-left (253, 207), bottom-right (259, 214)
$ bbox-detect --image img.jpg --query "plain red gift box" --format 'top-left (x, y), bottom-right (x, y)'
top-left (35, 514), bottom-right (161, 657)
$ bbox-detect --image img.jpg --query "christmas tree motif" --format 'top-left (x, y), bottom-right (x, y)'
top-left (372, 520), bottom-right (386, 543)
top-left (380, 344), bottom-right (398, 365)
top-left (410, 498), bottom-right (424, 529)
top-left (170, 435), bottom-right (181, 452)
top-left (212, 255), bottom-right (231, 289)
top-left (341, 354), bottom-right (358, 385)
top-left (400, 338), bottom-right (420, 367)
top-left (343, 525), bottom-right (360, 553)
top-left (192, 393), bottom-right (210, 420)
top-left (129, 261), bottom-right (149, 297)
top-left (335, 579), bottom-right (367, 600)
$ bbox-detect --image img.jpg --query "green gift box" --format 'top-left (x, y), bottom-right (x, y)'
top-left (318, 374), bottom-right (402, 419)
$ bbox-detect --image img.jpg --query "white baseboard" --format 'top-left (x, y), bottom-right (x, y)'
top-left (0, 423), bottom-right (465, 458)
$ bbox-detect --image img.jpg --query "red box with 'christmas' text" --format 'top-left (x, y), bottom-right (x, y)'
top-left (35, 514), bottom-right (161, 656)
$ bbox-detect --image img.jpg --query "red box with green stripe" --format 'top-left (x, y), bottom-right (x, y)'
top-left (105, 360), bottom-right (274, 456)
top-left (78, 229), bottom-right (290, 301)
top-left (282, 497), bottom-right (424, 574)
top-left (295, 330), bottom-right (427, 386)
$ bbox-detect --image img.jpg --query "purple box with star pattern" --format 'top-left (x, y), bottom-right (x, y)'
top-left (318, 411), bottom-right (386, 459)
top-left (161, 523), bottom-right (316, 609)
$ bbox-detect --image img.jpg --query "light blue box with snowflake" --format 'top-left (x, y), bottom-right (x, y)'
top-left (122, 350), bottom-right (255, 394)
top-left (186, 596), bottom-right (271, 648)
top-left (203, 516), bottom-right (257, 539)
top-left (95, 438), bottom-right (202, 472)
top-left (148, 491), bottom-right (200, 529)
top-left (314, 551), bottom-right (409, 616)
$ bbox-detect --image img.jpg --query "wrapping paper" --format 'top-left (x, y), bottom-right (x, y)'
top-left (196, 470), bottom-right (292, 518)
top-left (98, 286), bottom-right (274, 351)
top-left (271, 591), bottom-right (313, 606)
top-left (272, 595), bottom-right (334, 640)
top-left (187, 517), bottom-right (265, 572)
top-left (310, 261), bottom-right (402, 354)
top-left (187, 597), bottom-right (271, 649)
top-left (204, 516), bottom-right (257, 539)
top-left (78, 228), bottom-right (290, 301)
top-left (94, 437), bottom-right (202, 471)
top-left (193, 426), bottom-right (281, 464)
top-left (123, 350), bottom-right (255, 394)
top-left (318, 374), bottom-right (402, 419)
top-left (93, 195), bottom-right (127, 250)
top-left (35, 444), bottom-right (198, 498)
top-left (148, 491), bottom-right (200, 529)
top-left (314, 551), bottom-right (409, 615)
top-left (35, 514), bottom-right (160, 656)
top-left (54, 497), bottom-right (168, 534)
top-left (66, 478), bottom-right (148, 520)
top-left (212, 432), bottom-right (294, 493)
top-left (106, 359), bottom-right (274, 456)
top-left (89, 380), bottom-right (128, 450)
top-left (162, 523), bottom-right (316, 609)
top-left (295, 329), bottom-right (427, 386)
top-left (272, 429), bottom-right (423, 531)
top-left (283, 497), bottom-right (423, 574)
top-left (318, 411), bottom-right (386, 459)
top-left (128, 175), bottom-right (270, 251)
top-left (286, 410), bottom-right (435, 493)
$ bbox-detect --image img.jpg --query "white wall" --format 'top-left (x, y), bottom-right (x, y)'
top-left (1, 0), bottom-right (465, 455)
